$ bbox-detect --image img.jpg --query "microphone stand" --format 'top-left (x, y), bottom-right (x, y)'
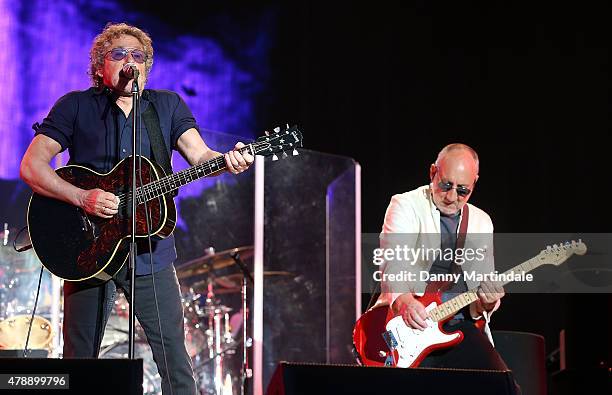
top-left (230, 252), bottom-right (254, 395)
top-left (128, 69), bottom-right (140, 359)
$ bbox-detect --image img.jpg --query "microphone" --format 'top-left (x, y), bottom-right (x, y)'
top-left (120, 62), bottom-right (139, 80)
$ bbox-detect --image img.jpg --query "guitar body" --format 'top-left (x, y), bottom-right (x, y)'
top-left (27, 156), bottom-right (176, 284)
top-left (353, 290), bottom-right (464, 368)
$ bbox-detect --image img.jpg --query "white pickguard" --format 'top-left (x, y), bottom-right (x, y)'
top-left (385, 301), bottom-right (461, 368)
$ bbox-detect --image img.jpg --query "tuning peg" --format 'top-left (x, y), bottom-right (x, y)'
top-left (272, 154), bottom-right (278, 161)
top-left (282, 151), bottom-right (288, 159)
top-left (274, 126), bottom-right (280, 133)
top-left (292, 149), bottom-right (299, 156)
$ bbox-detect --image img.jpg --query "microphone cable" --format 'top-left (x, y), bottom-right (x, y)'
top-left (22, 266), bottom-right (44, 357)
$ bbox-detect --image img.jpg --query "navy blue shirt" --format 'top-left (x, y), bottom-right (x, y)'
top-left (36, 87), bottom-right (199, 275)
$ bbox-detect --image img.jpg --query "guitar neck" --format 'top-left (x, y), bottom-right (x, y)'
top-left (130, 125), bottom-right (302, 203)
top-left (428, 255), bottom-right (545, 322)
top-left (137, 145), bottom-right (252, 203)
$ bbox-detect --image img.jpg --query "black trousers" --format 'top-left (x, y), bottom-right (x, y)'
top-left (63, 264), bottom-right (197, 395)
top-left (420, 320), bottom-right (522, 395)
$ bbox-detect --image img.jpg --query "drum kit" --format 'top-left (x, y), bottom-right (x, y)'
top-left (1, 219), bottom-right (288, 395)
top-left (97, 245), bottom-right (292, 395)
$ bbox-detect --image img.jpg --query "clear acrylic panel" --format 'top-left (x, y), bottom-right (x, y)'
top-left (258, 149), bottom-right (360, 392)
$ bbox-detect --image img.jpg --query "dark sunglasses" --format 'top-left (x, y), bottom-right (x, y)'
top-left (437, 181), bottom-right (472, 197)
top-left (105, 47), bottom-right (147, 64)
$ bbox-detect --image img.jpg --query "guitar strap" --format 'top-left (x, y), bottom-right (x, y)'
top-left (141, 100), bottom-right (178, 196)
top-left (456, 204), bottom-right (469, 258)
top-left (141, 102), bottom-right (172, 176)
top-left (444, 204), bottom-right (470, 289)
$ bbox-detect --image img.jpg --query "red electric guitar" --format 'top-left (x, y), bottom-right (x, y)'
top-left (353, 240), bottom-right (587, 367)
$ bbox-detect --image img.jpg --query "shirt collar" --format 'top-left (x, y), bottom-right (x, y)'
top-left (92, 86), bottom-right (152, 113)
top-left (92, 86), bottom-right (153, 102)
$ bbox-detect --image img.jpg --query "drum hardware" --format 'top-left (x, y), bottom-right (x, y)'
top-left (179, 246), bottom-right (253, 395)
top-left (185, 293), bottom-right (239, 395)
top-left (100, 284), bottom-right (239, 394)
top-left (175, 246), bottom-right (254, 280)
top-left (193, 338), bottom-right (243, 371)
top-left (197, 263), bottom-right (235, 395)
top-left (229, 250), bottom-right (253, 395)
top-left (101, 244), bottom-right (282, 395)
top-left (192, 271), bottom-right (293, 291)
top-left (182, 246), bottom-right (294, 395)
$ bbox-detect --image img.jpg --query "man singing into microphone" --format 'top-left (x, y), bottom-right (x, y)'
top-left (20, 23), bottom-right (253, 394)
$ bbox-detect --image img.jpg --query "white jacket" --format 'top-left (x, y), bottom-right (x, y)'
top-left (375, 185), bottom-right (499, 342)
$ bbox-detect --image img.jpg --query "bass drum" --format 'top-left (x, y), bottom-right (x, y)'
top-left (99, 341), bottom-right (161, 395)
top-left (0, 315), bottom-right (53, 351)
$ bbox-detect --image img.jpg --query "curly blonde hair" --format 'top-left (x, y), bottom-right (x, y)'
top-left (89, 22), bottom-right (154, 87)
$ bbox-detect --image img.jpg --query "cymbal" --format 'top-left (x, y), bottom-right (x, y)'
top-left (176, 246), bottom-right (254, 280)
top-left (192, 271), bottom-right (294, 291)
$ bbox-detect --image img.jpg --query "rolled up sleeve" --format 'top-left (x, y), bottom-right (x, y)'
top-left (35, 92), bottom-right (78, 151)
top-left (170, 93), bottom-right (200, 149)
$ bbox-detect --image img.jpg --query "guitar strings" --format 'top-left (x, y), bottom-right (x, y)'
top-left (116, 155), bottom-right (227, 208)
top-left (116, 129), bottom-right (299, 208)
top-left (115, 143), bottom-right (261, 209)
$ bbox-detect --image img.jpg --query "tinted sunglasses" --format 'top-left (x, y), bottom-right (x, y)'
top-left (437, 181), bottom-right (472, 197)
top-left (105, 47), bottom-right (147, 64)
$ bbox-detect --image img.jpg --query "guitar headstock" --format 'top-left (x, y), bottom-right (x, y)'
top-left (537, 239), bottom-right (587, 266)
top-left (251, 125), bottom-right (303, 160)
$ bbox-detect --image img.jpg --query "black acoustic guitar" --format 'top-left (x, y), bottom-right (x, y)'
top-left (27, 125), bottom-right (302, 284)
